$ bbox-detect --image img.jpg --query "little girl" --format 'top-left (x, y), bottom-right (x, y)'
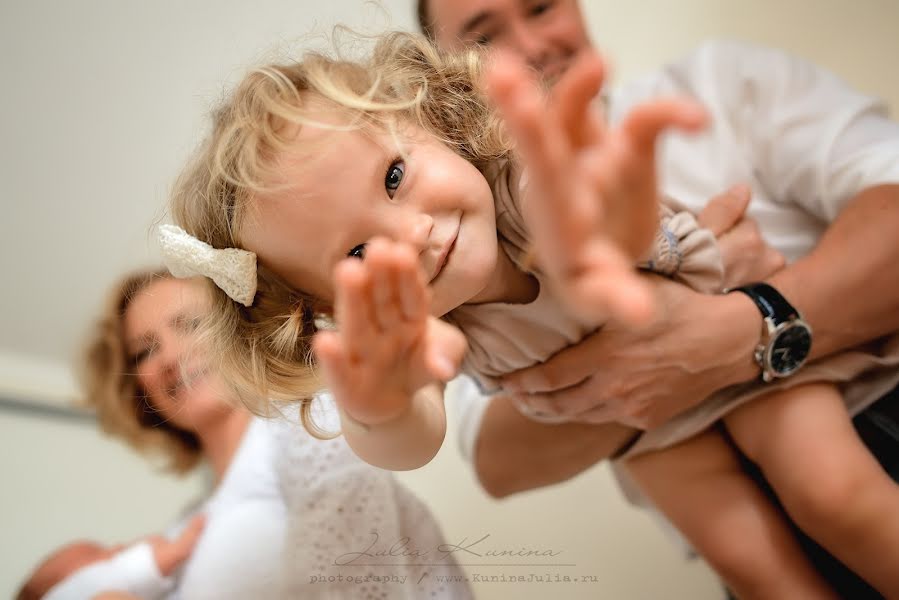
top-left (164, 33), bottom-right (899, 597)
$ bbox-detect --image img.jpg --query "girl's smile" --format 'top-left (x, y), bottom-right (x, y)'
top-left (239, 104), bottom-right (522, 317)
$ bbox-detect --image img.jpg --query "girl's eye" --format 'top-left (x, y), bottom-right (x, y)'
top-left (385, 160), bottom-right (405, 196)
top-left (347, 244), bottom-right (367, 260)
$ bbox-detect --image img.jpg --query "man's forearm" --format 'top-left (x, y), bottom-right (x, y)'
top-left (474, 394), bottom-right (636, 498)
top-left (770, 184), bottom-right (899, 358)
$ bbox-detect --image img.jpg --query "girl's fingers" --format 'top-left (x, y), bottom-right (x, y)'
top-left (397, 247), bottom-right (430, 322)
top-left (366, 239), bottom-right (405, 332)
top-left (621, 98), bottom-right (707, 153)
top-left (485, 51), bottom-right (567, 181)
top-left (333, 259), bottom-right (379, 358)
top-left (313, 331), bottom-right (350, 391)
top-left (424, 317), bottom-right (467, 382)
top-left (552, 50), bottom-right (607, 148)
top-left (527, 179), bottom-right (593, 274)
top-left (565, 240), bottom-right (656, 327)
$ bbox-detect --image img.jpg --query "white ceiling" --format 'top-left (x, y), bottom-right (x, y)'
top-left (2, 0), bottom-right (897, 402)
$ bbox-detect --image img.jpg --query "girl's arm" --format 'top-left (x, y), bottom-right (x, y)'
top-left (340, 382), bottom-right (447, 471)
top-left (315, 239), bottom-right (466, 470)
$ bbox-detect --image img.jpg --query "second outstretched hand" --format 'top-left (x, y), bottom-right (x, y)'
top-left (314, 238), bottom-right (467, 428)
top-left (484, 50), bottom-right (707, 326)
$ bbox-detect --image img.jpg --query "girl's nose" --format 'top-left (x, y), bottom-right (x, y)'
top-left (400, 213), bottom-right (433, 254)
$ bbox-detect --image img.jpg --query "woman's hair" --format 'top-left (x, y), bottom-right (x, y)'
top-left (169, 31), bottom-right (510, 429)
top-left (80, 268), bottom-right (203, 474)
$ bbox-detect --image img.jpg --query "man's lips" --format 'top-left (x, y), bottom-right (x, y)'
top-left (430, 227), bottom-right (459, 282)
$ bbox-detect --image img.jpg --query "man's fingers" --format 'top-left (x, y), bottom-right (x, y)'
top-left (696, 184), bottom-right (752, 236)
top-left (500, 328), bottom-right (607, 394)
top-left (622, 98), bottom-right (707, 153)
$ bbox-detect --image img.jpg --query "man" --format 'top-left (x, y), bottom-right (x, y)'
top-left (419, 0), bottom-right (899, 596)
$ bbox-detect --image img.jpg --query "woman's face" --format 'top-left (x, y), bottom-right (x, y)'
top-left (123, 277), bottom-right (232, 433)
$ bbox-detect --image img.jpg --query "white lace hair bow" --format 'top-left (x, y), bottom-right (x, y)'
top-left (157, 224), bottom-right (258, 307)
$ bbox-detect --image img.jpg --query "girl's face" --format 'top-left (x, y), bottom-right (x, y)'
top-left (241, 109), bottom-right (502, 317)
top-left (123, 278), bottom-right (233, 432)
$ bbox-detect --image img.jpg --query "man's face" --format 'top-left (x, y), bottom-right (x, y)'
top-left (427, 0), bottom-right (592, 84)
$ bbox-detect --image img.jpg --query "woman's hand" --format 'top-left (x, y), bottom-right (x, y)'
top-left (485, 49), bottom-right (706, 326)
top-left (314, 239), bottom-right (466, 427)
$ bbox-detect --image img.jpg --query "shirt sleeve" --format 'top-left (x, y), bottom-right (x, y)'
top-left (44, 543), bottom-right (174, 600)
top-left (446, 375), bottom-right (492, 463)
top-left (672, 40), bottom-right (899, 221)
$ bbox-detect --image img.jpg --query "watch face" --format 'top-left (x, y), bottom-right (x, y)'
top-left (770, 323), bottom-right (812, 376)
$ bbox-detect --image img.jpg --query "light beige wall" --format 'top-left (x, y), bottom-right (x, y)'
top-left (583, 0), bottom-right (899, 112)
top-left (1, 1), bottom-right (897, 598)
top-left (0, 412), bottom-right (207, 596)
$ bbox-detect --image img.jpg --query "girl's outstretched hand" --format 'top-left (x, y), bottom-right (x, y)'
top-left (313, 239), bottom-right (467, 427)
top-left (485, 50), bottom-right (707, 326)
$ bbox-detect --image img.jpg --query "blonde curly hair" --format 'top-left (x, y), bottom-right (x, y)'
top-left (169, 31), bottom-right (510, 429)
top-left (80, 268), bottom-right (203, 474)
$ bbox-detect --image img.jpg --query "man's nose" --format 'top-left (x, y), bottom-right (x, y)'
top-left (509, 21), bottom-right (550, 67)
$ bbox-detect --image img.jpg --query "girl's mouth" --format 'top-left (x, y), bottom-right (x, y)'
top-left (431, 227), bottom-right (458, 282)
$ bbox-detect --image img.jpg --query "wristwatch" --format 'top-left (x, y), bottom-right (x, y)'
top-left (729, 283), bottom-right (813, 383)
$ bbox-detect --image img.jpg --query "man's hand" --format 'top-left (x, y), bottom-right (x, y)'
top-left (499, 186), bottom-right (780, 428)
top-left (148, 514), bottom-right (205, 576)
top-left (485, 49), bottom-right (707, 326)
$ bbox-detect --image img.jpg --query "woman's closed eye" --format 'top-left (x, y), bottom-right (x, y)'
top-left (173, 313), bottom-right (202, 334)
top-left (131, 343), bottom-right (157, 366)
top-left (385, 159), bottom-right (405, 197)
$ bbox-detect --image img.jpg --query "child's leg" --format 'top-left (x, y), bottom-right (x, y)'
top-left (626, 430), bottom-right (838, 599)
top-left (724, 382), bottom-right (899, 596)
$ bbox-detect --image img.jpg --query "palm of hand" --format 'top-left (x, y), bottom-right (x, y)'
top-left (314, 239), bottom-right (466, 426)
top-left (486, 50), bottom-right (706, 326)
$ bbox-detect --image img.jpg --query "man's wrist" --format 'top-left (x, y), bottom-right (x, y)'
top-left (705, 292), bottom-right (762, 386)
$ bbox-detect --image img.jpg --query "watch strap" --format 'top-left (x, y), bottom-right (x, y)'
top-left (731, 283), bottom-right (799, 325)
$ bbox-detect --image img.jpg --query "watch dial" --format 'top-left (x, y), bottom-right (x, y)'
top-left (771, 326), bottom-right (812, 375)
